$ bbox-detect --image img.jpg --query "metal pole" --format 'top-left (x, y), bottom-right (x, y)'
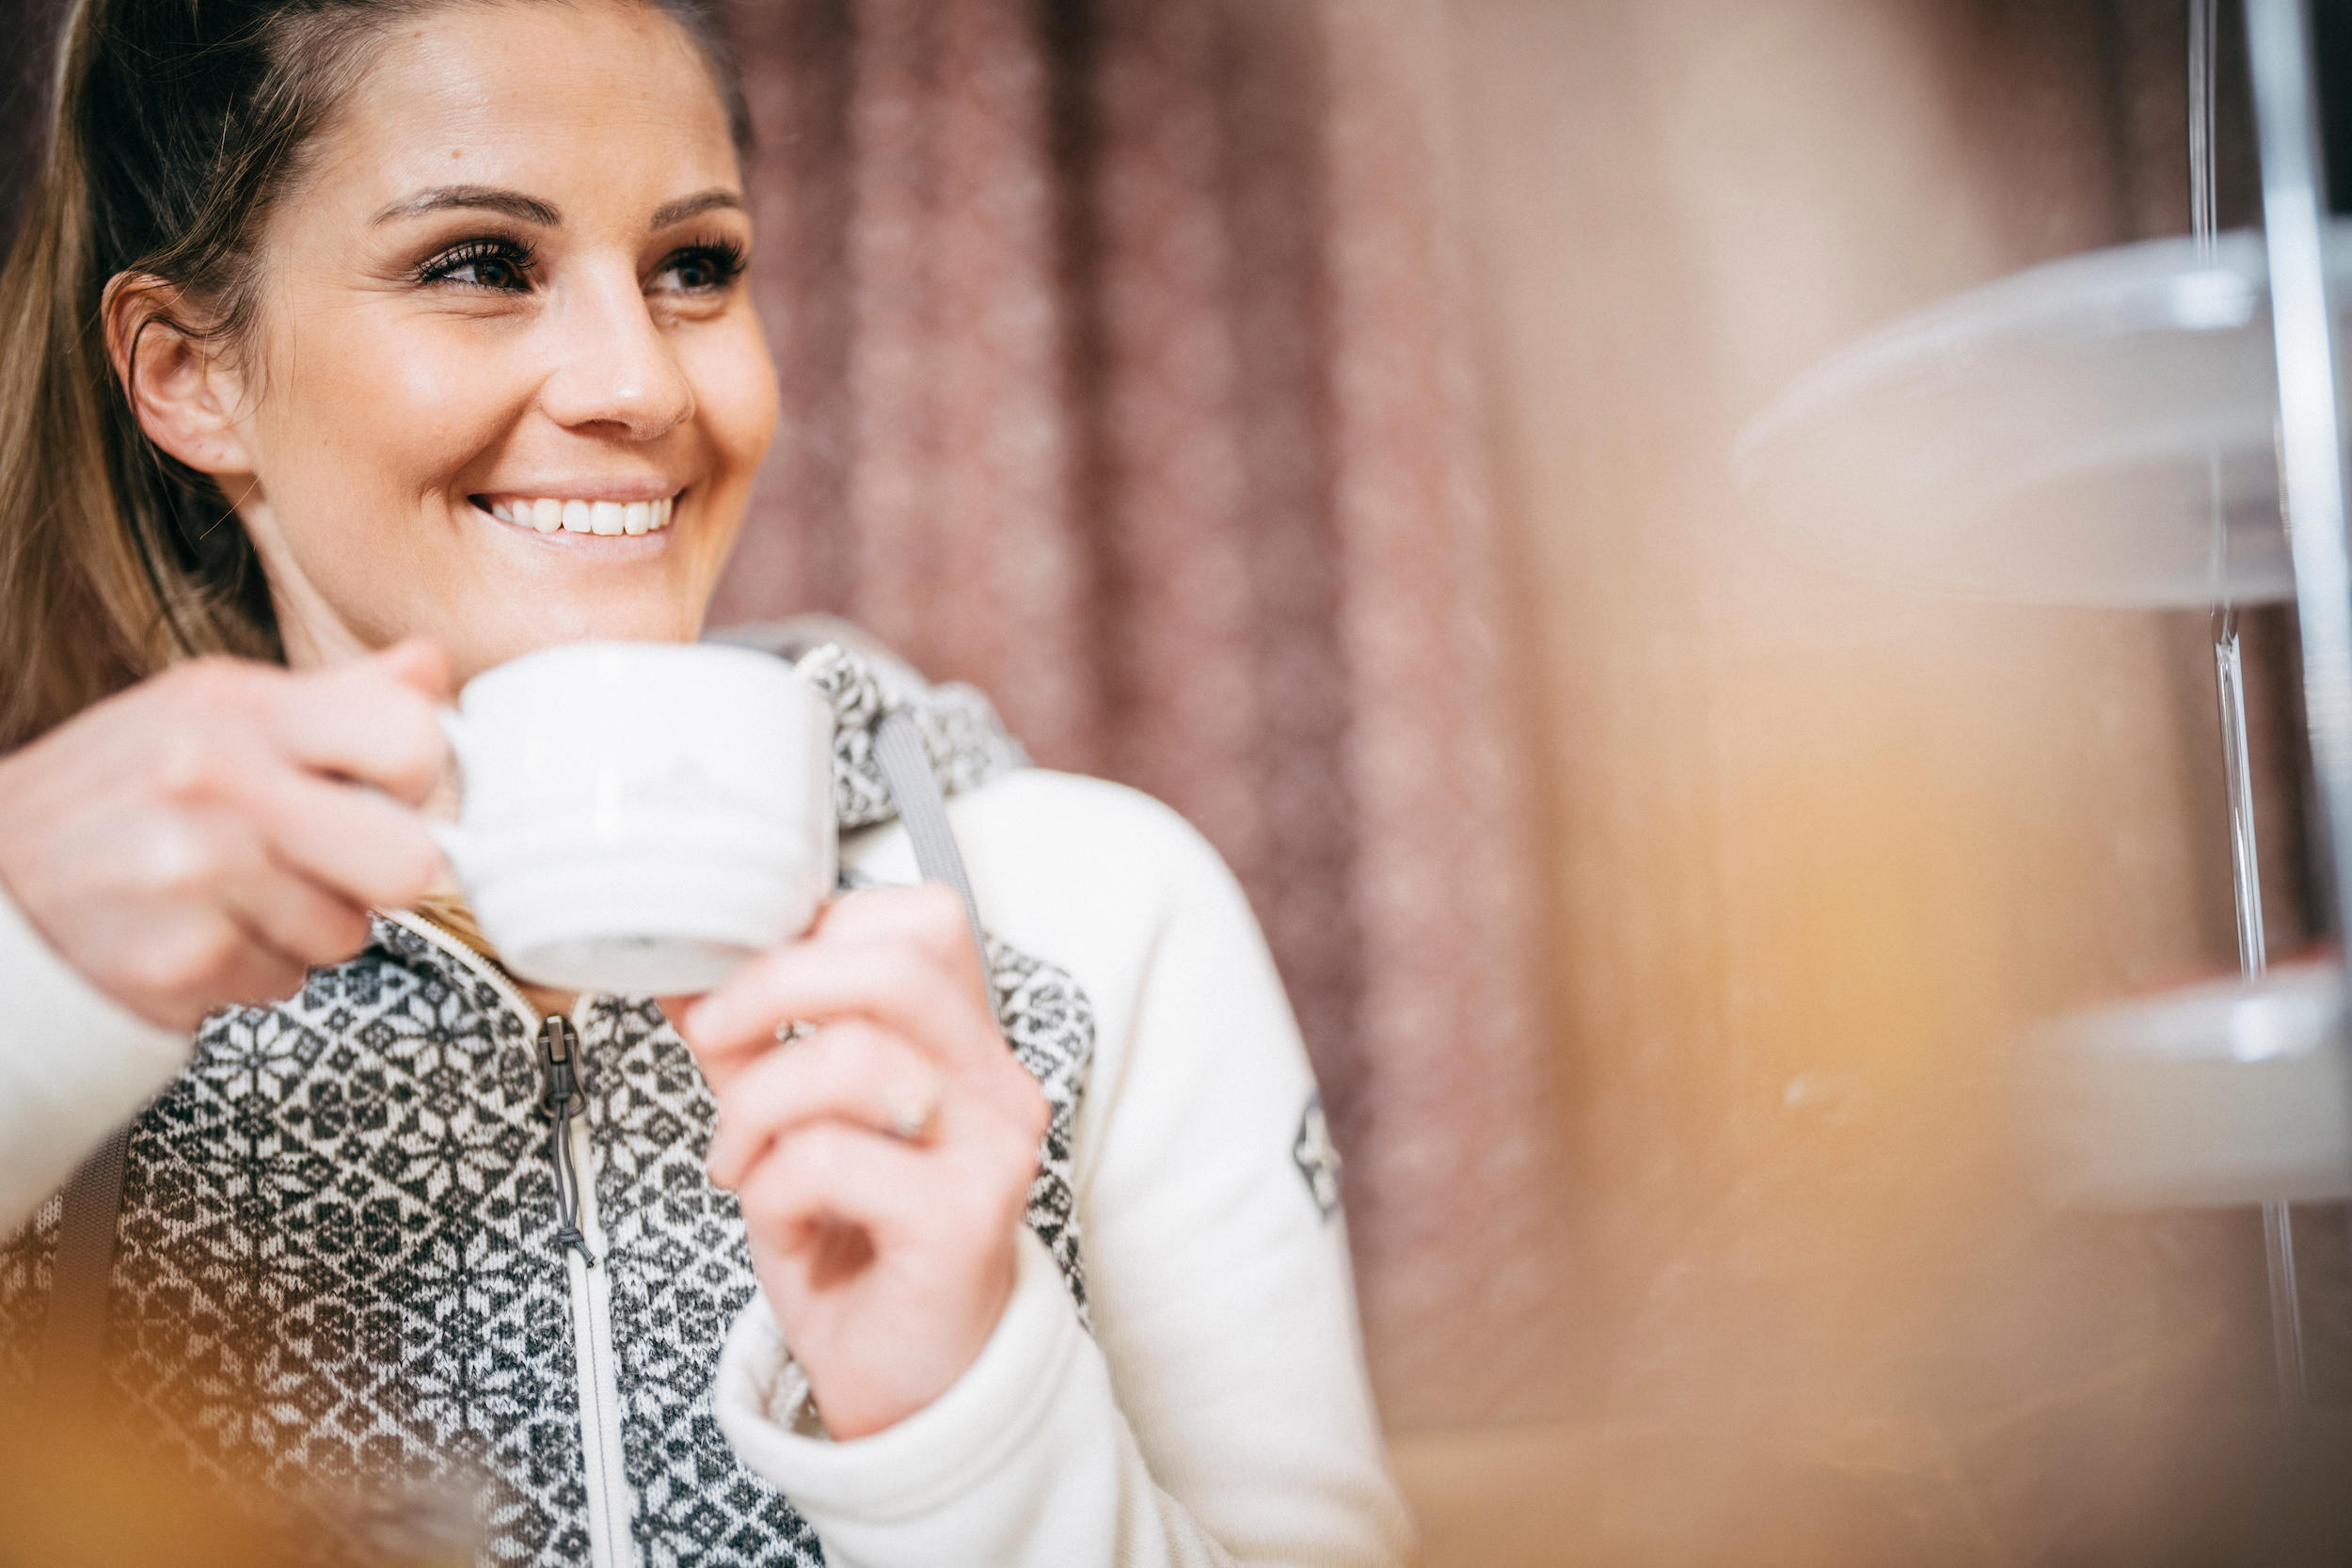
top-left (2212, 620), bottom-right (2268, 978)
top-left (2245, 0), bottom-right (2352, 1402)
top-left (2204, 0), bottom-right (2307, 1405)
top-left (2193, 0), bottom-right (2220, 258)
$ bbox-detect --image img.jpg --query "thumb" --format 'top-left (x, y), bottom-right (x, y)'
top-left (372, 638), bottom-right (455, 703)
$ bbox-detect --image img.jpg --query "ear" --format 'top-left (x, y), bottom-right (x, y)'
top-left (103, 272), bottom-right (259, 483)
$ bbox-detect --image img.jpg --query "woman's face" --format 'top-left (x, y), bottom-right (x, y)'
top-left (198, 0), bottom-right (776, 677)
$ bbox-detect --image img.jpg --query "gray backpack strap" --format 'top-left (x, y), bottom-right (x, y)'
top-left (873, 709), bottom-right (989, 963)
top-left (42, 1120), bottom-right (132, 1394)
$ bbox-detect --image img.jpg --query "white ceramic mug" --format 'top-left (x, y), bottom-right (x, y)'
top-left (434, 641), bottom-right (836, 994)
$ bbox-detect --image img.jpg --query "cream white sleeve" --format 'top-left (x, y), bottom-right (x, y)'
top-left (0, 884), bottom-right (190, 1233)
top-left (712, 772), bottom-right (1414, 1567)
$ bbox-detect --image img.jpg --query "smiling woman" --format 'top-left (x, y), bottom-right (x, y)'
top-left (0, 0), bottom-right (765, 736)
top-left (102, 0), bottom-right (777, 676)
top-left (0, 2), bottom-right (1409, 1565)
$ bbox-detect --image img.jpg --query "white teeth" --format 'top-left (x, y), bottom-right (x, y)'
top-left (488, 495), bottom-right (679, 534)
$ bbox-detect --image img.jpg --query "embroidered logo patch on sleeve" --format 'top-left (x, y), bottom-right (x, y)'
top-left (1293, 1092), bottom-right (1343, 1221)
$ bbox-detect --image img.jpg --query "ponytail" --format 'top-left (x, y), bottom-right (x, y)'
top-left (0, 25), bottom-right (199, 750)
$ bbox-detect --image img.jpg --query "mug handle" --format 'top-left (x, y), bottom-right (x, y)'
top-left (432, 708), bottom-right (476, 879)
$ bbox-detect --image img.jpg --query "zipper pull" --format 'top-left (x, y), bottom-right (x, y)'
top-left (537, 1017), bottom-right (597, 1267)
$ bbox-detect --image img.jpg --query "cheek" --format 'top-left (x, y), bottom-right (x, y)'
top-left (263, 309), bottom-right (533, 502)
top-left (684, 317), bottom-right (779, 482)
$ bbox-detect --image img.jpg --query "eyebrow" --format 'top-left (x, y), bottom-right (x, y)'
top-left (649, 188), bottom-right (744, 228)
top-left (372, 185), bottom-right (561, 227)
top-left (368, 184), bottom-right (745, 230)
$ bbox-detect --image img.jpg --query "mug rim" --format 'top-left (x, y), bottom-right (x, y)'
top-left (457, 638), bottom-right (817, 709)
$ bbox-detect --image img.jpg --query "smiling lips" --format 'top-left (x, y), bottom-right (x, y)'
top-left (479, 494), bottom-right (676, 536)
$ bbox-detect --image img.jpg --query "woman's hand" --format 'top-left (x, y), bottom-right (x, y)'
top-left (0, 641), bottom-right (453, 1030)
top-left (679, 884), bottom-right (1050, 1441)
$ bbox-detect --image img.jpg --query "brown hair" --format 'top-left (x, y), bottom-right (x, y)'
top-left (0, 0), bottom-right (747, 750)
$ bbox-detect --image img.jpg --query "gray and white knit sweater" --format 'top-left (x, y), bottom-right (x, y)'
top-left (0, 646), bottom-right (1091, 1565)
top-left (0, 634), bottom-right (1415, 1568)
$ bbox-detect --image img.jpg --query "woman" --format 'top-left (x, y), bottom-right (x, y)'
top-left (0, 1), bottom-right (1412, 1564)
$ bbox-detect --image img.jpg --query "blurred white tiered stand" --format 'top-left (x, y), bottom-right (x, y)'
top-left (1737, 0), bottom-right (2352, 1405)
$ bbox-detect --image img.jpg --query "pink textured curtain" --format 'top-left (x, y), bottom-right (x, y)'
top-left (712, 0), bottom-right (1562, 1430)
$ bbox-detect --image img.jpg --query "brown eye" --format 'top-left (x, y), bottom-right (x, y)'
top-left (418, 238), bottom-right (536, 293)
top-left (452, 255), bottom-right (524, 290)
top-left (654, 239), bottom-right (746, 294)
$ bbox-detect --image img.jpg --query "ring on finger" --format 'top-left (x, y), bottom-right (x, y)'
top-left (888, 1078), bottom-right (944, 1142)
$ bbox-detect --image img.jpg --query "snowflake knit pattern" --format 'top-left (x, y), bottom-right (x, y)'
top-left (0, 646), bottom-right (1093, 1567)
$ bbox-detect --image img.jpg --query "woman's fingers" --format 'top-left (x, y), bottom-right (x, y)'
top-left (704, 1021), bottom-right (946, 1188)
top-left (115, 900), bottom-right (312, 1027)
top-left (215, 847), bottom-right (376, 971)
top-left (195, 927), bottom-right (315, 1015)
top-left (804, 882), bottom-right (977, 959)
top-left (684, 887), bottom-right (994, 1070)
top-left (135, 652), bottom-right (449, 907)
top-left (731, 1121), bottom-right (941, 1255)
top-left (0, 648), bottom-right (457, 1032)
top-left (687, 938), bottom-right (977, 1065)
top-left (269, 642), bottom-right (454, 805)
top-left (262, 647), bottom-right (453, 905)
top-left (233, 768), bottom-right (445, 911)
top-left (731, 1116), bottom-right (1030, 1441)
top-left (369, 638), bottom-right (456, 701)
top-left (695, 890), bottom-right (1050, 1441)
top-left (146, 805), bottom-right (366, 981)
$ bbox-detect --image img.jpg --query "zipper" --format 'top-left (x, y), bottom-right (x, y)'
top-left (541, 1014), bottom-right (636, 1568)
top-left (381, 911), bottom-right (641, 1568)
top-left (538, 1018), bottom-right (596, 1266)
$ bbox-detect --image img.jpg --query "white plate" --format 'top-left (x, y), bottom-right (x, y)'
top-left (1735, 226), bottom-right (2352, 607)
top-left (2021, 962), bottom-right (2352, 1206)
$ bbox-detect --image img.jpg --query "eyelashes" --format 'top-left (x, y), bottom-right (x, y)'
top-left (411, 233), bottom-right (749, 295)
top-left (656, 234), bottom-right (746, 293)
top-left (416, 235), bottom-right (537, 292)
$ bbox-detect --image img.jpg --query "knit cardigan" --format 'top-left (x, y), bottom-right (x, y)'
top-left (0, 646), bottom-right (1411, 1567)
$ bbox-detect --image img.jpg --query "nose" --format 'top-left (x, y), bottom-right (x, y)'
top-left (537, 269), bottom-right (695, 440)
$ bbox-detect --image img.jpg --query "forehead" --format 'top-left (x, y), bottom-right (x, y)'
top-left (294, 1), bottom-right (739, 228)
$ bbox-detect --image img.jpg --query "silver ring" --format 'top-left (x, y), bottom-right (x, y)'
top-left (774, 1019), bottom-right (814, 1045)
top-left (888, 1088), bottom-right (942, 1142)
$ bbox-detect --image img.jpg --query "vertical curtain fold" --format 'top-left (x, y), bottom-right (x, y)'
top-left (717, 0), bottom-right (1565, 1428)
top-left (1313, 0), bottom-right (1565, 1418)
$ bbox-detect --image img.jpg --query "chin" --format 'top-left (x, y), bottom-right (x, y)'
top-left (452, 601), bottom-right (709, 678)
